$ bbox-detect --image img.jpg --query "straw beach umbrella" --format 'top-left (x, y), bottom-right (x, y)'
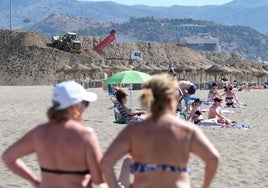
top-left (88, 63), bottom-right (102, 72)
top-left (157, 63), bottom-right (168, 72)
top-left (98, 62), bottom-right (111, 72)
top-left (69, 63), bottom-right (91, 80)
top-left (205, 64), bottom-right (228, 82)
top-left (148, 64), bottom-right (161, 73)
top-left (133, 63), bottom-right (153, 73)
top-left (56, 64), bottom-right (72, 80)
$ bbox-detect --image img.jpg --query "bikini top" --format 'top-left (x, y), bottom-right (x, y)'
top-left (194, 110), bottom-right (202, 116)
top-left (130, 162), bottom-right (191, 174)
top-left (226, 97), bottom-right (233, 100)
top-left (41, 167), bottom-right (90, 175)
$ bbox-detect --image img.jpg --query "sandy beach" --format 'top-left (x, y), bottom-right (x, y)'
top-left (0, 86), bottom-right (268, 188)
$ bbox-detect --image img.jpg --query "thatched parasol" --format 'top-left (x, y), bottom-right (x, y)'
top-left (262, 64), bottom-right (268, 71)
top-left (117, 63), bottom-right (131, 71)
top-left (253, 65), bottom-right (268, 77)
top-left (98, 62), bottom-right (111, 72)
top-left (174, 63), bottom-right (196, 73)
top-left (56, 64), bottom-right (72, 73)
top-left (205, 64), bottom-right (229, 82)
top-left (157, 63), bottom-right (168, 71)
top-left (69, 63), bottom-right (91, 72)
top-left (68, 63), bottom-right (91, 80)
top-left (148, 64), bottom-right (161, 73)
top-left (110, 64), bottom-right (122, 72)
top-left (246, 65), bottom-right (260, 76)
top-left (88, 63), bottom-right (102, 72)
top-left (133, 63), bottom-right (153, 73)
top-left (205, 64), bottom-right (228, 73)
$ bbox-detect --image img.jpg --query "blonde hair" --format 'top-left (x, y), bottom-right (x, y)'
top-left (140, 73), bottom-right (178, 117)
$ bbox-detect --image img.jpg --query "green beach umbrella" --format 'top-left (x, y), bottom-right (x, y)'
top-left (104, 70), bottom-right (151, 84)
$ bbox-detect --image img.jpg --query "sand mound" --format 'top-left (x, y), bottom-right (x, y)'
top-left (0, 29), bottom-right (265, 86)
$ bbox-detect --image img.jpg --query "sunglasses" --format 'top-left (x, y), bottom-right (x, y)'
top-left (82, 101), bottom-right (90, 108)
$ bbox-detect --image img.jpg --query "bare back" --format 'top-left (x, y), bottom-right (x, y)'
top-left (208, 105), bottom-right (221, 119)
top-left (117, 114), bottom-right (216, 188)
top-left (33, 120), bottom-right (101, 188)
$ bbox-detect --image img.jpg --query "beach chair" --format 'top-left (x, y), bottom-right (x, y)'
top-left (110, 97), bottom-right (132, 124)
top-left (107, 84), bottom-right (116, 96)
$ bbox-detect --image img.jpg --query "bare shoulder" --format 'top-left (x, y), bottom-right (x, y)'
top-left (170, 116), bottom-right (196, 132)
top-left (80, 125), bottom-right (96, 137)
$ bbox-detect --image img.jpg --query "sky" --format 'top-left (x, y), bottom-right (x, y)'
top-left (80, 0), bottom-right (233, 6)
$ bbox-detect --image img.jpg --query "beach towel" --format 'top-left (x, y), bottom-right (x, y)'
top-left (197, 123), bottom-right (253, 130)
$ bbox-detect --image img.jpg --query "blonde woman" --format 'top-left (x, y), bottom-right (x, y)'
top-left (2, 81), bottom-right (104, 188)
top-left (102, 73), bottom-right (220, 188)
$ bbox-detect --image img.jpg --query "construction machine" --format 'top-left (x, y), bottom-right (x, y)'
top-left (52, 32), bottom-right (82, 53)
top-left (93, 29), bottom-right (142, 62)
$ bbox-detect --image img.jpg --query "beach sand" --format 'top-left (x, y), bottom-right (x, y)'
top-left (0, 86), bottom-right (267, 188)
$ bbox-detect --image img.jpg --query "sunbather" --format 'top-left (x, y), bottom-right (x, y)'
top-left (115, 89), bottom-right (147, 122)
top-left (208, 97), bottom-right (232, 126)
top-left (207, 82), bottom-right (223, 100)
top-left (188, 98), bottom-right (227, 127)
top-left (221, 84), bottom-right (240, 107)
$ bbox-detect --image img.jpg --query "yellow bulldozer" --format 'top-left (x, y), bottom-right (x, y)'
top-left (52, 32), bottom-right (82, 53)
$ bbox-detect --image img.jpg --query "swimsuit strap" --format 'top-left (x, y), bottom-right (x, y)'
top-left (130, 162), bottom-right (191, 174)
top-left (41, 167), bottom-right (90, 175)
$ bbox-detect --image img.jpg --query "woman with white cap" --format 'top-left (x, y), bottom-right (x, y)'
top-left (1, 80), bottom-right (104, 188)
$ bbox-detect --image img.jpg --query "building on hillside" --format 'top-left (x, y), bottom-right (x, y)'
top-left (175, 24), bottom-right (207, 32)
top-left (179, 33), bottom-right (221, 52)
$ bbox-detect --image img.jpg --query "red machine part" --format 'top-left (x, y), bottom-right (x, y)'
top-left (93, 29), bottom-right (116, 53)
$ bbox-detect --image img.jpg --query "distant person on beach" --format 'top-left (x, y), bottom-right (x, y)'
top-left (188, 98), bottom-right (205, 124)
top-left (178, 80), bottom-right (197, 112)
top-left (221, 84), bottom-right (240, 107)
top-left (241, 81), bottom-right (251, 92)
top-left (207, 82), bottom-right (222, 100)
top-left (188, 98), bottom-right (227, 127)
top-left (178, 80), bottom-right (197, 98)
top-left (115, 89), bottom-right (147, 121)
top-left (221, 77), bottom-right (229, 91)
top-left (102, 73), bottom-right (220, 188)
top-left (208, 97), bottom-right (232, 126)
top-left (1, 81), bottom-right (104, 187)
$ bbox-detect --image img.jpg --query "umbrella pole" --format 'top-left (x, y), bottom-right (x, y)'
top-left (129, 84), bottom-right (132, 109)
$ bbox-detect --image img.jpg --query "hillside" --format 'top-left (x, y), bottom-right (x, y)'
top-left (1, 29), bottom-right (267, 86)
top-left (28, 14), bottom-right (268, 61)
top-left (0, 30), bottom-right (104, 85)
top-left (1, 0), bottom-right (268, 35)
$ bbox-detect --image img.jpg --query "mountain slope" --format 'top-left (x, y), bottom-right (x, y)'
top-left (1, 0), bottom-right (268, 35)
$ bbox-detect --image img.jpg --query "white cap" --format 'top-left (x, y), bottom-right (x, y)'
top-left (52, 80), bottom-right (97, 110)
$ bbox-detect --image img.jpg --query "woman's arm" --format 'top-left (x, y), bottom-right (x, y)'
top-left (123, 105), bottom-right (142, 116)
top-left (85, 128), bottom-right (104, 186)
top-left (101, 127), bottom-right (131, 188)
top-left (188, 106), bottom-right (198, 121)
top-left (1, 130), bottom-right (40, 187)
top-left (190, 126), bottom-right (220, 188)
